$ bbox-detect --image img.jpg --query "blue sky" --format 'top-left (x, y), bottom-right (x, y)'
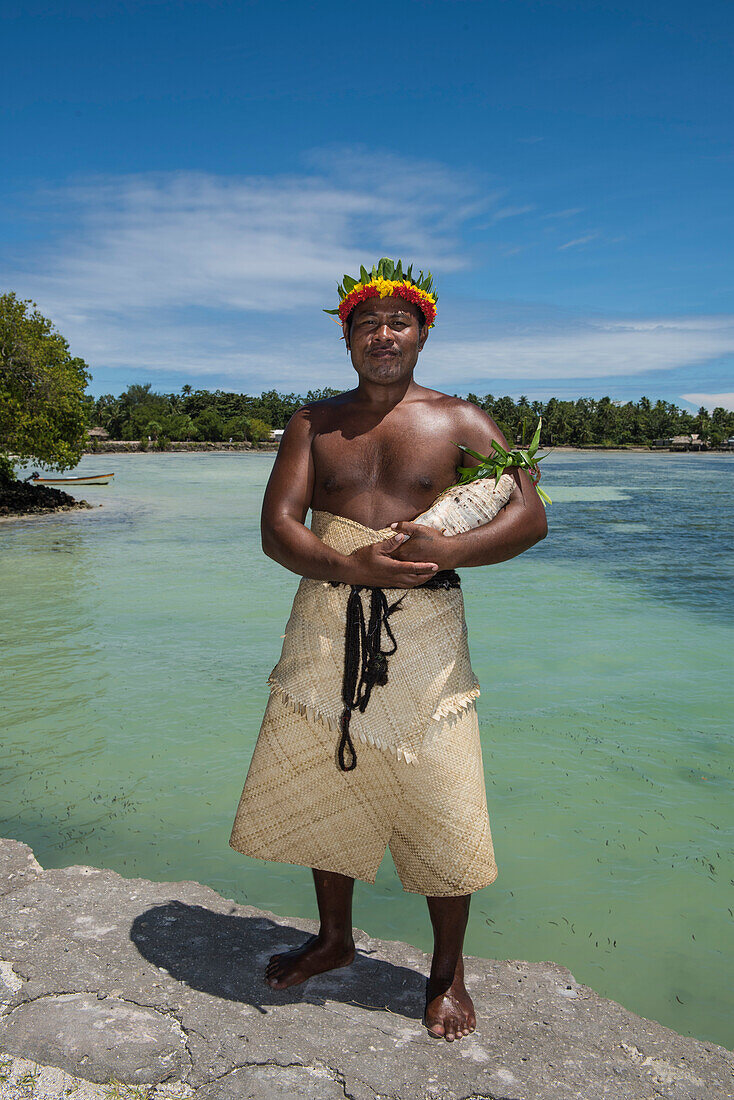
top-left (2, 0), bottom-right (733, 408)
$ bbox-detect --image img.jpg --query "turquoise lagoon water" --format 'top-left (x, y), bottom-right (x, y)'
top-left (1, 451), bottom-right (732, 1049)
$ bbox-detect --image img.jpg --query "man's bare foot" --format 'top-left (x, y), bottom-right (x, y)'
top-left (265, 934), bottom-right (355, 990)
top-left (424, 973), bottom-right (476, 1041)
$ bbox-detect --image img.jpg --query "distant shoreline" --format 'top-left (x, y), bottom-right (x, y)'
top-left (83, 440), bottom-right (279, 455)
top-left (81, 442), bottom-right (733, 457)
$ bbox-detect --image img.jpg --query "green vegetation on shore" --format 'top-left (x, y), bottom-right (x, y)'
top-left (88, 384), bottom-right (342, 449)
top-left (89, 384), bottom-right (734, 448)
top-left (0, 293), bottom-right (90, 482)
top-left (465, 392), bottom-right (733, 447)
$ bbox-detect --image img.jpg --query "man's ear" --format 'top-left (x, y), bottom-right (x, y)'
top-left (341, 320), bottom-right (351, 351)
top-left (417, 323), bottom-right (430, 352)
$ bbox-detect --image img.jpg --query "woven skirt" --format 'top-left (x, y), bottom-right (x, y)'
top-left (229, 691), bottom-right (497, 897)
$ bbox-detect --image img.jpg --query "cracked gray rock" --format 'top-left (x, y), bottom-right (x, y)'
top-left (194, 1064), bottom-right (347, 1099)
top-left (0, 838), bottom-right (732, 1100)
top-left (0, 839), bottom-right (41, 900)
top-left (0, 992), bottom-right (188, 1083)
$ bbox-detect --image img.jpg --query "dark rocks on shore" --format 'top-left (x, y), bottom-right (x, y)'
top-left (0, 478), bottom-right (92, 518)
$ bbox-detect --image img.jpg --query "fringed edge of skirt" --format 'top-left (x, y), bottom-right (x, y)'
top-left (431, 682), bottom-right (481, 722)
top-left (267, 677), bottom-right (340, 732)
top-left (266, 677), bottom-right (421, 764)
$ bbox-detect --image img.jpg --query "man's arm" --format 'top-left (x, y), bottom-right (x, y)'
top-left (261, 406), bottom-right (441, 587)
top-left (392, 403), bottom-right (548, 569)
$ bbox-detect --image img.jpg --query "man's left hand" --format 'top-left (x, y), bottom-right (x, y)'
top-left (389, 521), bottom-right (454, 569)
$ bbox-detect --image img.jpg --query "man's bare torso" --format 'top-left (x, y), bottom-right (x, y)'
top-left (307, 385), bottom-right (471, 530)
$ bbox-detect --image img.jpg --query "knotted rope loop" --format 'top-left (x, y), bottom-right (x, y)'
top-left (334, 571), bottom-right (461, 771)
top-left (337, 585), bottom-right (403, 771)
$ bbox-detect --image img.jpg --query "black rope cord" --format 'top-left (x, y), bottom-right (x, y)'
top-left (332, 570), bottom-right (461, 771)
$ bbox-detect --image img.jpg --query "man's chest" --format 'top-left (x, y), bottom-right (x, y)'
top-left (311, 421), bottom-right (457, 503)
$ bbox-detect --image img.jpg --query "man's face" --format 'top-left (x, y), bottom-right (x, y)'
top-left (343, 296), bottom-right (429, 385)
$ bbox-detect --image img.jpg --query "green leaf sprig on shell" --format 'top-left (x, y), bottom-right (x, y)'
top-left (454, 418), bottom-right (552, 506)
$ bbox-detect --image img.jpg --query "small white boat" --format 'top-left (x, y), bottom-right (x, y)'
top-left (29, 472), bottom-right (115, 486)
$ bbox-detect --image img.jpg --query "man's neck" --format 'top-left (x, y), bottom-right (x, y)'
top-left (354, 375), bottom-right (419, 411)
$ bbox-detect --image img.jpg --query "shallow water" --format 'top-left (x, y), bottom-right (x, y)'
top-left (2, 451), bottom-right (732, 1048)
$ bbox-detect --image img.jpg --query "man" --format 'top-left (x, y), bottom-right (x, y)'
top-left (230, 259), bottom-right (547, 1041)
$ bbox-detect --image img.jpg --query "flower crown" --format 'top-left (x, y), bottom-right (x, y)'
top-left (324, 257), bottom-right (438, 328)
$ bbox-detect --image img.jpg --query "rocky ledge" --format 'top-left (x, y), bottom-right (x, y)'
top-left (0, 839), bottom-right (731, 1100)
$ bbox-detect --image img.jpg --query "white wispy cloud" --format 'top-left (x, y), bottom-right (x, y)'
top-left (16, 163), bottom-right (473, 317)
top-left (557, 233), bottom-right (599, 251)
top-left (681, 392), bottom-right (734, 412)
top-left (419, 314), bottom-right (734, 385)
top-left (542, 207), bottom-right (585, 220)
top-left (489, 204), bottom-right (536, 222)
top-left (1, 155), bottom-right (490, 388)
top-left (66, 309), bottom-right (352, 392)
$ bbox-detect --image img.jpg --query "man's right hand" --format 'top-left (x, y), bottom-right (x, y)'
top-left (344, 533), bottom-right (439, 588)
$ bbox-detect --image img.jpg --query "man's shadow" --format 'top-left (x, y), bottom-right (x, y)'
top-left (131, 901), bottom-right (425, 1019)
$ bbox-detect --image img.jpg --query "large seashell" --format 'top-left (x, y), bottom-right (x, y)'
top-left (412, 473), bottom-right (515, 536)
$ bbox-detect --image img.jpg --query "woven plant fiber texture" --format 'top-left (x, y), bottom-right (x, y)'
top-left (267, 510), bottom-right (481, 764)
top-left (229, 689), bottom-right (497, 895)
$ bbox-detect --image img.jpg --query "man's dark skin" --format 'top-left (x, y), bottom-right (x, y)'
top-left (259, 294), bottom-right (547, 1040)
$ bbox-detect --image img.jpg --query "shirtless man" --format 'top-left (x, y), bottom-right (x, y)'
top-left (230, 261), bottom-right (547, 1041)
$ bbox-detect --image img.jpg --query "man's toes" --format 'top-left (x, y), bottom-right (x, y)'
top-left (443, 1016), bottom-right (459, 1041)
top-left (266, 968), bottom-right (291, 989)
top-left (426, 1020), bottom-right (445, 1038)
